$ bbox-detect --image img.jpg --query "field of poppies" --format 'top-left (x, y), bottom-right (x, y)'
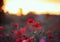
top-left (0, 14), bottom-right (60, 42)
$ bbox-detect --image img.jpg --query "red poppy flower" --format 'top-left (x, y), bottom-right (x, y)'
top-left (27, 18), bottom-right (34, 24)
top-left (26, 39), bottom-right (31, 42)
top-left (20, 28), bottom-right (26, 33)
top-left (10, 30), bottom-right (14, 33)
top-left (33, 22), bottom-right (40, 27)
top-left (0, 26), bottom-right (4, 31)
top-left (46, 30), bottom-right (52, 35)
top-left (23, 34), bottom-right (28, 39)
top-left (48, 35), bottom-right (53, 39)
top-left (37, 26), bottom-right (42, 31)
top-left (15, 30), bottom-right (21, 36)
top-left (15, 37), bottom-right (22, 42)
top-left (13, 23), bottom-right (19, 28)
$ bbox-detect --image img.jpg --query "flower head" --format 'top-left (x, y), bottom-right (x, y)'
top-left (10, 30), bottom-right (14, 33)
top-left (15, 30), bottom-right (21, 36)
top-left (26, 39), bottom-right (31, 42)
top-left (20, 27), bottom-right (26, 34)
top-left (48, 35), bottom-right (53, 39)
top-left (15, 37), bottom-right (23, 42)
top-left (37, 26), bottom-right (42, 31)
top-left (23, 34), bottom-right (28, 39)
top-left (13, 23), bottom-right (19, 28)
top-left (33, 22), bottom-right (40, 27)
top-left (46, 30), bottom-right (52, 35)
top-left (22, 40), bottom-right (26, 42)
top-left (27, 18), bottom-right (34, 24)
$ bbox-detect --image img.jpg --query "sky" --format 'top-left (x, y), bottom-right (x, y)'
top-left (4, 0), bottom-right (60, 15)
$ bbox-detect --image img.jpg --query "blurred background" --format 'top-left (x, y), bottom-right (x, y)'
top-left (0, 0), bottom-right (60, 42)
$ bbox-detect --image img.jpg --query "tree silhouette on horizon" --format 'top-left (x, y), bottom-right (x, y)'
top-left (0, 0), bottom-right (5, 26)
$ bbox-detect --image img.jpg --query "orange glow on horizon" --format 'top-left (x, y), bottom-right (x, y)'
top-left (4, 0), bottom-right (60, 15)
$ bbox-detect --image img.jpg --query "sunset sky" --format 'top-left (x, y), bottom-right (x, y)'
top-left (4, 0), bottom-right (60, 15)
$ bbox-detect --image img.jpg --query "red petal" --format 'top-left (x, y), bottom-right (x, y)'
top-left (27, 18), bottom-right (34, 24)
top-left (13, 23), bottom-right (19, 28)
